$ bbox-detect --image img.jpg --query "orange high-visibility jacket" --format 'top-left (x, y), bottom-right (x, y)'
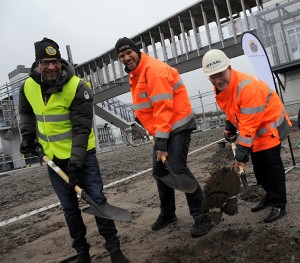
top-left (129, 53), bottom-right (194, 138)
top-left (215, 69), bottom-right (292, 152)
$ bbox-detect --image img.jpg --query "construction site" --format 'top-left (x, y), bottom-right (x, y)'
top-left (0, 0), bottom-right (300, 262)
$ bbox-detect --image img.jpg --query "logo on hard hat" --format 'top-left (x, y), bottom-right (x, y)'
top-left (249, 40), bottom-right (258, 53)
top-left (45, 46), bottom-right (57, 56)
top-left (206, 60), bottom-right (221, 69)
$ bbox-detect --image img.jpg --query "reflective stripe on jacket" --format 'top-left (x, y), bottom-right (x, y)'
top-left (129, 52), bottom-right (194, 138)
top-left (24, 76), bottom-right (95, 159)
top-left (215, 69), bottom-right (292, 152)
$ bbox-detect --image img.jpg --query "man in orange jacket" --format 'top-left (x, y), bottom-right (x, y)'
top-left (202, 49), bottom-right (292, 223)
top-left (115, 37), bottom-right (214, 237)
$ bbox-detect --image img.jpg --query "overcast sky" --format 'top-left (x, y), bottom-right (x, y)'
top-left (0, 0), bottom-right (256, 109)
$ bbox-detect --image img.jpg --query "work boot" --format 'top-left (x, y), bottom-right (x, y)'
top-left (77, 252), bottom-right (91, 263)
top-left (191, 213), bottom-right (214, 238)
top-left (151, 214), bottom-right (177, 231)
top-left (110, 249), bottom-right (129, 263)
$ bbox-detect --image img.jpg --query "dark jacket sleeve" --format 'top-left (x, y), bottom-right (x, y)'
top-left (18, 82), bottom-right (37, 139)
top-left (69, 80), bottom-right (94, 168)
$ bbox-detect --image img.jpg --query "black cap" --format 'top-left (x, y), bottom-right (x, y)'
top-left (115, 37), bottom-right (140, 55)
top-left (34, 37), bottom-right (61, 62)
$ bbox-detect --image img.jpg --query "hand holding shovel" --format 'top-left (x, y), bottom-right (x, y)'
top-left (230, 140), bottom-right (249, 190)
top-left (149, 134), bottom-right (198, 193)
top-left (29, 145), bottom-right (132, 222)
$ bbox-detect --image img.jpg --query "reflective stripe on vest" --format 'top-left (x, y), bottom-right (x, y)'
top-left (24, 76), bottom-right (95, 159)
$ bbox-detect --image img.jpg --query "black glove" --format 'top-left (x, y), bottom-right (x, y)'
top-left (224, 120), bottom-right (237, 142)
top-left (235, 144), bottom-right (251, 163)
top-left (154, 137), bottom-right (168, 152)
top-left (134, 116), bottom-right (143, 127)
top-left (67, 164), bottom-right (80, 188)
top-left (20, 134), bottom-right (38, 155)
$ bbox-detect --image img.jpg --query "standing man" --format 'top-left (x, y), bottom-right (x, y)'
top-left (115, 37), bottom-right (214, 237)
top-left (202, 49), bottom-right (292, 223)
top-left (19, 37), bottom-right (129, 263)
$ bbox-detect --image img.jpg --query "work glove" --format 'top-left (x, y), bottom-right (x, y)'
top-left (154, 137), bottom-right (168, 152)
top-left (20, 134), bottom-right (38, 155)
top-left (235, 144), bottom-right (251, 163)
top-left (224, 120), bottom-right (237, 142)
top-left (67, 164), bottom-right (80, 188)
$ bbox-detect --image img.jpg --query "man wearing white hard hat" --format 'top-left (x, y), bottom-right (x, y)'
top-left (202, 49), bottom-right (291, 223)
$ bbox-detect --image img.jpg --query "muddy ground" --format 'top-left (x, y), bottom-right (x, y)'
top-left (0, 123), bottom-right (300, 263)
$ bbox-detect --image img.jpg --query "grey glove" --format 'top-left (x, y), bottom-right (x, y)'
top-left (235, 144), bottom-right (251, 163)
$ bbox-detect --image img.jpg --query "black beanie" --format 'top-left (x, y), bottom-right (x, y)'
top-left (34, 37), bottom-right (61, 62)
top-left (115, 37), bottom-right (140, 55)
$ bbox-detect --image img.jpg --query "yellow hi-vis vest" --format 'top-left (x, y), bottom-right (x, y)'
top-left (24, 76), bottom-right (95, 160)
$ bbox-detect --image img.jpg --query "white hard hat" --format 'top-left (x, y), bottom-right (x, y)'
top-left (202, 49), bottom-right (230, 76)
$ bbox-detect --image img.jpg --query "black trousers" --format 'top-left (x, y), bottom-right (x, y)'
top-left (250, 144), bottom-right (287, 208)
top-left (152, 130), bottom-right (204, 220)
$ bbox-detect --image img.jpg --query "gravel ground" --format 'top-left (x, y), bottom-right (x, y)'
top-left (0, 124), bottom-right (300, 263)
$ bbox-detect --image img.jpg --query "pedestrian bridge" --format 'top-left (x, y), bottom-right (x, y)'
top-left (1, 0), bottom-right (300, 135)
top-left (75, 0), bottom-right (263, 109)
top-left (73, 0), bottom-right (300, 128)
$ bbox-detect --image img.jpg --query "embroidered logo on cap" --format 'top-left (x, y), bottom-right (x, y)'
top-left (119, 45), bottom-right (130, 51)
top-left (45, 46), bottom-right (57, 56)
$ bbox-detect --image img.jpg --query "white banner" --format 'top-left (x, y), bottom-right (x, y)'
top-left (241, 32), bottom-right (276, 91)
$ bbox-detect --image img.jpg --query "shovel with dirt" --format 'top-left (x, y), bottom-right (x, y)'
top-left (203, 137), bottom-right (251, 224)
top-left (203, 165), bottom-right (241, 224)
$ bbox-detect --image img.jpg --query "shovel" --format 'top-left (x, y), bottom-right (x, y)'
top-left (230, 141), bottom-right (249, 190)
top-left (42, 155), bottom-right (132, 222)
top-left (29, 145), bottom-right (132, 222)
top-left (149, 135), bottom-right (198, 193)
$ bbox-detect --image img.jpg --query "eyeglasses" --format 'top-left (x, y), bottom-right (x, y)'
top-left (208, 69), bottom-right (227, 80)
top-left (39, 59), bottom-right (61, 67)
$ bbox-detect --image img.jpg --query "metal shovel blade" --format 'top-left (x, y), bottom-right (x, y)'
top-left (42, 155), bottom-right (132, 222)
top-left (82, 203), bottom-right (132, 222)
top-left (159, 160), bottom-right (198, 193)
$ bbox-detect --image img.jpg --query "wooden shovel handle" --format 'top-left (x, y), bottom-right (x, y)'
top-left (230, 142), bottom-right (248, 189)
top-left (42, 156), bottom-right (82, 196)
